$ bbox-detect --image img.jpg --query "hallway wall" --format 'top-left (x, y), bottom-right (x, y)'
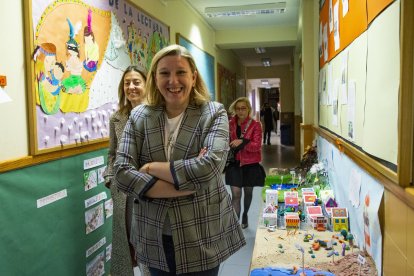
top-left (0, 0), bottom-right (242, 162)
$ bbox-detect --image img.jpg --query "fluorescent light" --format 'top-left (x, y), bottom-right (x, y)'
top-left (261, 80), bottom-right (269, 85)
top-left (262, 58), bottom-right (271, 67)
top-left (205, 2), bottom-right (286, 18)
top-left (255, 47), bottom-right (266, 54)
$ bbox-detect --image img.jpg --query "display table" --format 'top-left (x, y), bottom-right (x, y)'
top-left (249, 225), bottom-right (378, 275)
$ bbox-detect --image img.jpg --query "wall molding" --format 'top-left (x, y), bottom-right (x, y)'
top-left (0, 141), bottom-right (108, 173)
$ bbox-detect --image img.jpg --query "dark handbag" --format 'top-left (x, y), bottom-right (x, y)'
top-left (226, 148), bottom-right (236, 165)
top-left (224, 118), bottom-right (253, 172)
top-left (223, 149), bottom-right (236, 173)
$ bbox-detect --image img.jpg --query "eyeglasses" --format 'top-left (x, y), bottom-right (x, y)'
top-left (235, 107), bottom-right (247, 111)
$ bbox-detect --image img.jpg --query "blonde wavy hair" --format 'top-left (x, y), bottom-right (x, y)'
top-left (228, 97), bottom-right (252, 116)
top-left (145, 44), bottom-right (210, 106)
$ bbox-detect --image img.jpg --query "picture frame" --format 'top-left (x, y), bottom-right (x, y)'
top-left (24, 0), bottom-right (170, 154)
top-left (217, 63), bottom-right (236, 109)
top-left (176, 33), bottom-right (215, 100)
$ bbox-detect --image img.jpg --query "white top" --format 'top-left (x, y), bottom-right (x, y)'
top-left (164, 112), bottom-right (184, 161)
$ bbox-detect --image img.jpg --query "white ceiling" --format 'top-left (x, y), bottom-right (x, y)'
top-left (183, 0), bottom-right (300, 68)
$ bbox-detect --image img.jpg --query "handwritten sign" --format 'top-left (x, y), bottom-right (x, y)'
top-left (84, 156), bottom-right (104, 170)
top-left (37, 189), bottom-right (67, 208)
top-left (357, 254), bottom-right (366, 265)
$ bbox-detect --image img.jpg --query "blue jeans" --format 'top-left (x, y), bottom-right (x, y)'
top-left (148, 235), bottom-right (220, 276)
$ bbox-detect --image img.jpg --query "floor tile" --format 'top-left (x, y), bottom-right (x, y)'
top-left (220, 132), bottom-right (299, 275)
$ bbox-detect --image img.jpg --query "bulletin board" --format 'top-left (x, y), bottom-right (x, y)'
top-left (0, 149), bottom-right (113, 276)
top-left (319, 0), bottom-right (394, 68)
top-left (318, 0), bottom-right (400, 166)
top-left (217, 63), bottom-right (236, 109)
top-left (176, 33), bottom-right (216, 101)
top-left (24, 0), bottom-right (170, 154)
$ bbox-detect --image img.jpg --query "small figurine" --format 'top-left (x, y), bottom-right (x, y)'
top-left (295, 244), bottom-right (306, 276)
top-left (347, 233), bottom-right (355, 252)
top-left (312, 241), bottom-right (321, 251)
top-left (341, 243), bottom-right (346, 256)
top-left (340, 229), bottom-right (348, 240)
top-left (327, 249), bottom-right (339, 263)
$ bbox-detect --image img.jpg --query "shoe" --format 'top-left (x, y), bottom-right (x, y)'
top-left (241, 214), bottom-right (248, 229)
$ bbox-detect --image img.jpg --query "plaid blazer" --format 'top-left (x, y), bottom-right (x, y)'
top-left (114, 101), bottom-right (246, 274)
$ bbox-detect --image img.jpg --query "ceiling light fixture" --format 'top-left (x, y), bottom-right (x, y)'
top-left (262, 58), bottom-right (271, 67)
top-left (261, 80), bottom-right (269, 85)
top-left (205, 2), bottom-right (286, 18)
top-left (255, 47), bottom-right (266, 54)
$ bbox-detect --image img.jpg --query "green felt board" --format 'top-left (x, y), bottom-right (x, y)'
top-left (0, 149), bottom-right (112, 275)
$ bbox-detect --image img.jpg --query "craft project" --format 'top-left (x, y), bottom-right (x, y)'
top-left (27, 0), bottom-right (170, 153)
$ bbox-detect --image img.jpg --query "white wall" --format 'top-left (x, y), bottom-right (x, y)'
top-left (0, 1), bottom-right (29, 161)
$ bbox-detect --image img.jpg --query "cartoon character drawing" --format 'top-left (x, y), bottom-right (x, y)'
top-left (83, 9), bottom-right (99, 72)
top-left (127, 22), bottom-right (137, 63)
top-left (49, 62), bottom-right (65, 95)
top-left (33, 42), bottom-right (62, 114)
top-left (62, 18), bottom-right (86, 94)
top-left (146, 31), bottom-right (168, 69)
top-left (60, 17), bottom-right (90, 113)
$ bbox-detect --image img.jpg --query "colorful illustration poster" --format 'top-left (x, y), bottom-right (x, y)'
top-left (30, 0), bottom-right (169, 152)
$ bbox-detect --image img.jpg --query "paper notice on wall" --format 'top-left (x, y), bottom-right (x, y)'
top-left (86, 251), bottom-right (105, 276)
top-left (329, 0), bottom-right (333, 32)
top-left (84, 156), bottom-right (104, 170)
top-left (0, 87), bottom-right (12, 103)
top-left (85, 192), bottom-right (107, 208)
top-left (319, 22), bottom-right (323, 58)
top-left (349, 169), bottom-right (362, 207)
top-left (347, 81), bottom-right (356, 141)
top-left (333, 2), bottom-right (340, 51)
top-left (37, 189), bottom-right (67, 208)
top-left (327, 63), bottom-right (333, 105)
top-left (323, 24), bottom-right (328, 61)
top-left (86, 237), bottom-right (106, 258)
top-left (105, 199), bottom-right (113, 218)
top-left (342, 0), bottom-right (349, 17)
top-left (105, 244), bottom-right (112, 262)
top-left (85, 204), bottom-right (104, 234)
top-left (332, 79), bottom-right (339, 126)
top-left (84, 169), bottom-right (98, 191)
top-left (97, 166), bottom-right (106, 184)
top-left (340, 51), bottom-right (349, 105)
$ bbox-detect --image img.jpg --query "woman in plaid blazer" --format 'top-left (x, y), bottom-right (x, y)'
top-left (114, 44), bottom-right (245, 275)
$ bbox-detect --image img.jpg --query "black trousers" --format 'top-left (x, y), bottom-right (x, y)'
top-left (148, 235), bottom-right (220, 276)
top-left (263, 130), bottom-right (271, 144)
